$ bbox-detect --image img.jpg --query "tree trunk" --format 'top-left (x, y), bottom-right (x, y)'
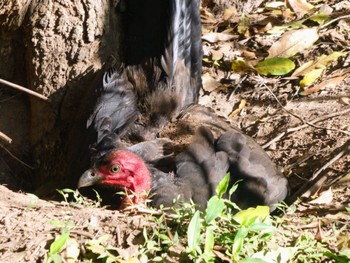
top-left (0, 0), bottom-right (121, 194)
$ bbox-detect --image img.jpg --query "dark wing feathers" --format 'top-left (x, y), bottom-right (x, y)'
top-left (216, 131), bottom-right (289, 210)
top-left (87, 66), bottom-right (138, 144)
top-left (151, 127), bottom-right (229, 209)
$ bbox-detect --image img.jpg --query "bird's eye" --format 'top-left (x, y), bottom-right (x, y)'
top-left (109, 164), bottom-right (121, 174)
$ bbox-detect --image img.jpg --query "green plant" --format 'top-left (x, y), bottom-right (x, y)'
top-left (85, 234), bottom-right (121, 263)
top-left (137, 173), bottom-right (348, 263)
top-left (46, 221), bottom-right (76, 263)
top-left (57, 188), bottom-right (102, 208)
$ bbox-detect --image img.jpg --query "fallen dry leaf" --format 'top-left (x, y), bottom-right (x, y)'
top-left (265, 2), bottom-right (285, 9)
top-left (300, 75), bottom-right (346, 95)
top-left (231, 60), bottom-right (251, 73)
top-left (300, 68), bottom-right (324, 87)
top-left (339, 97), bottom-right (350, 105)
top-left (332, 172), bottom-right (350, 187)
top-left (211, 50), bottom-right (223, 61)
top-left (241, 50), bottom-right (256, 59)
top-left (287, 0), bottom-right (314, 18)
top-left (202, 72), bottom-right (221, 92)
top-left (268, 28), bottom-right (319, 58)
top-left (223, 7), bottom-right (237, 21)
top-left (202, 32), bottom-right (236, 43)
top-left (229, 99), bottom-right (246, 117)
top-left (315, 220), bottom-right (325, 242)
top-left (309, 188), bottom-right (333, 205)
top-left (64, 238), bottom-right (80, 263)
top-left (293, 52), bottom-right (347, 77)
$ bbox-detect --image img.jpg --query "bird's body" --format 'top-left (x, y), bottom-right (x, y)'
top-left (79, 0), bottom-right (289, 211)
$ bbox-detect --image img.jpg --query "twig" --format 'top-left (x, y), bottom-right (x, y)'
top-left (289, 140), bottom-right (350, 201)
top-left (0, 131), bottom-right (12, 144)
top-left (283, 149), bottom-right (324, 171)
top-left (320, 14), bottom-right (350, 30)
top-left (325, 170), bottom-right (350, 189)
top-left (0, 143), bottom-right (34, 169)
top-left (261, 82), bottom-right (350, 148)
top-left (297, 203), bottom-right (350, 215)
top-left (310, 142), bottom-right (350, 182)
top-left (263, 107), bottom-right (350, 148)
top-left (0, 78), bottom-right (48, 101)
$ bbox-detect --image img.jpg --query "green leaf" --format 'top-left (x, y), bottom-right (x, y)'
top-left (324, 251), bottom-right (350, 263)
top-left (61, 188), bottom-right (75, 193)
top-left (50, 220), bottom-right (65, 228)
top-left (255, 58), bottom-right (295, 76)
top-left (340, 249), bottom-right (350, 258)
top-left (346, 207), bottom-right (350, 212)
top-left (239, 258), bottom-right (271, 263)
top-left (159, 234), bottom-right (170, 241)
top-left (50, 254), bottom-right (63, 263)
top-left (187, 210), bottom-right (202, 253)
top-left (205, 196), bottom-right (225, 224)
top-left (308, 13), bottom-right (331, 25)
top-left (229, 181), bottom-right (240, 197)
top-left (216, 173), bottom-right (230, 198)
top-left (97, 234), bottom-right (110, 244)
top-left (49, 232), bottom-right (70, 255)
top-left (233, 206), bottom-right (270, 226)
top-left (231, 227), bottom-right (248, 257)
top-left (248, 223), bottom-right (276, 234)
top-left (204, 227), bottom-right (215, 254)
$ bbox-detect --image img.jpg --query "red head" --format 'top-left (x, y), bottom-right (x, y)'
top-left (78, 150), bottom-right (152, 207)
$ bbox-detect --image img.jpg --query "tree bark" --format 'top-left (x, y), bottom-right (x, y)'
top-left (0, 0), bottom-right (122, 193)
top-left (0, 0), bottom-right (32, 190)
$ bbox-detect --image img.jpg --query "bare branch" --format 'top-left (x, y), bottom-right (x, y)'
top-left (261, 82), bottom-right (350, 148)
top-left (0, 143), bottom-right (34, 169)
top-left (0, 131), bottom-right (12, 144)
top-left (0, 78), bottom-right (48, 101)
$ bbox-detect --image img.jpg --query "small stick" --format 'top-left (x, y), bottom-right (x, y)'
top-left (290, 140), bottom-right (350, 201)
top-left (320, 14), bottom-right (350, 30)
top-left (0, 143), bottom-right (34, 169)
top-left (0, 78), bottom-right (48, 101)
top-left (263, 107), bottom-right (350, 149)
top-left (261, 83), bottom-right (350, 148)
top-left (0, 131), bottom-right (12, 144)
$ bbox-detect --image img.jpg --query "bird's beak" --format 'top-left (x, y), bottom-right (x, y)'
top-left (78, 169), bottom-right (102, 188)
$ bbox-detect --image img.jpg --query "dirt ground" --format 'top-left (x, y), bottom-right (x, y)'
top-left (1, 0), bottom-right (350, 262)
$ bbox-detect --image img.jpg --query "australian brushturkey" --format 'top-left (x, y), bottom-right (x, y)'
top-left (78, 0), bottom-right (289, 211)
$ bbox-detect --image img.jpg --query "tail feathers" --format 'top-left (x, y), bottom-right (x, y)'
top-left (161, 0), bottom-right (202, 109)
top-left (190, 0), bottom-right (203, 95)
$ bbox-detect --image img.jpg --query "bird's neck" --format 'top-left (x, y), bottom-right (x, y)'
top-left (122, 162), bottom-right (152, 207)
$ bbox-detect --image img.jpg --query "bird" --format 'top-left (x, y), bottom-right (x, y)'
top-left (79, 103), bottom-right (289, 211)
top-left (78, 0), bottom-right (289, 211)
